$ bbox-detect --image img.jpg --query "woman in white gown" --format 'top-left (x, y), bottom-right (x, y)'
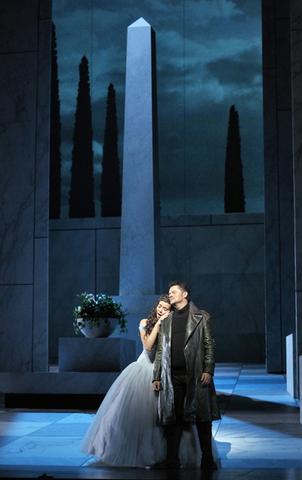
top-left (79, 295), bottom-right (219, 467)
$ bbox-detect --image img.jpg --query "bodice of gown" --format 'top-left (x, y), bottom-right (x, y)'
top-left (137, 323), bottom-right (158, 364)
top-left (143, 342), bottom-right (157, 363)
top-left (137, 341), bottom-right (157, 365)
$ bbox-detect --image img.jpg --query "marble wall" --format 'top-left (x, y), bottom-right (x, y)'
top-left (0, 0), bottom-right (51, 372)
top-left (291, 0), bottom-right (302, 392)
top-left (49, 213), bottom-right (265, 364)
top-left (161, 214), bottom-right (265, 364)
top-left (262, 0), bottom-right (296, 373)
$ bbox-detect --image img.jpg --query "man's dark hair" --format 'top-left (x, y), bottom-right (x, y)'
top-left (169, 280), bottom-right (190, 301)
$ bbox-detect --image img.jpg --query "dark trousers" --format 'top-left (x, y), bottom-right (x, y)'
top-left (165, 372), bottom-right (213, 464)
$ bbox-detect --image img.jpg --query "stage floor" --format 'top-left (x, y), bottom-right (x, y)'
top-left (0, 364), bottom-right (301, 480)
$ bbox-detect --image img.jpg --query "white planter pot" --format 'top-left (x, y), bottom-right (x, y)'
top-left (77, 317), bottom-right (119, 338)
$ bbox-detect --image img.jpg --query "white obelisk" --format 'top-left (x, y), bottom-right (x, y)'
top-left (119, 18), bottom-right (161, 296)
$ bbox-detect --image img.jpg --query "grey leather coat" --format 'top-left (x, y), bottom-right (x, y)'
top-left (152, 301), bottom-right (221, 425)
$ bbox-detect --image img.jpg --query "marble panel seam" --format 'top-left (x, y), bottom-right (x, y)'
top-left (1, 49), bottom-right (39, 55)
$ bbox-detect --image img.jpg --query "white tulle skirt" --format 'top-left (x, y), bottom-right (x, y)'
top-left (79, 349), bottom-right (219, 467)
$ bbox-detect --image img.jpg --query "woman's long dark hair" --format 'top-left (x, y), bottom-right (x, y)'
top-left (144, 294), bottom-right (171, 336)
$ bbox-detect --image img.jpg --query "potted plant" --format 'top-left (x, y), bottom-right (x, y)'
top-left (73, 292), bottom-right (128, 338)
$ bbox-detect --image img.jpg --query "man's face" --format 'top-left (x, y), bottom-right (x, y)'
top-left (169, 285), bottom-right (187, 306)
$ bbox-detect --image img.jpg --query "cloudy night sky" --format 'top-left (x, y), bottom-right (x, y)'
top-left (52, 0), bottom-right (263, 217)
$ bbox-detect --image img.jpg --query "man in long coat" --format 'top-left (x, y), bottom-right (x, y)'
top-left (152, 280), bottom-right (221, 469)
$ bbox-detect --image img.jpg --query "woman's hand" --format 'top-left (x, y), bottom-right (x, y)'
top-left (160, 310), bottom-right (171, 320)
top-left (156, 310), bottom-right (170, 329)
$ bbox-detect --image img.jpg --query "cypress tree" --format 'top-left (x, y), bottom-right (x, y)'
top-left (49, 22), bottom-right (62, 219)
top-left (224, 105), bottom-right (245, 213)
top-left (69, 55), bottom-right (95, 218)
top-left (101, 83), bottom-right (121, 217)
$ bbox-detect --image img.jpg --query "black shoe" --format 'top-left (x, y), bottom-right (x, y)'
top-left (150, 459), bottom-right (180, 469)
top-left (201, 460), bottom-right (218, 470)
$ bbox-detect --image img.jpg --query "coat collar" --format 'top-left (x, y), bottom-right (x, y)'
top-left (168, 301), bottom-right (203, 345)
top-left (185, 302), bottom-right (203, 345)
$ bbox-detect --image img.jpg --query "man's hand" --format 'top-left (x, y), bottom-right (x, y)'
top-left (200, 372), bottom-right (212, 386)
top-left (153, 381), bottom-right (161, 391)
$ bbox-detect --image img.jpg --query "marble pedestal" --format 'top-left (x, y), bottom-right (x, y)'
top-left (0, 372), bottom-right (120, 396)
top-left (59, 337), bottom-right (135, 372)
